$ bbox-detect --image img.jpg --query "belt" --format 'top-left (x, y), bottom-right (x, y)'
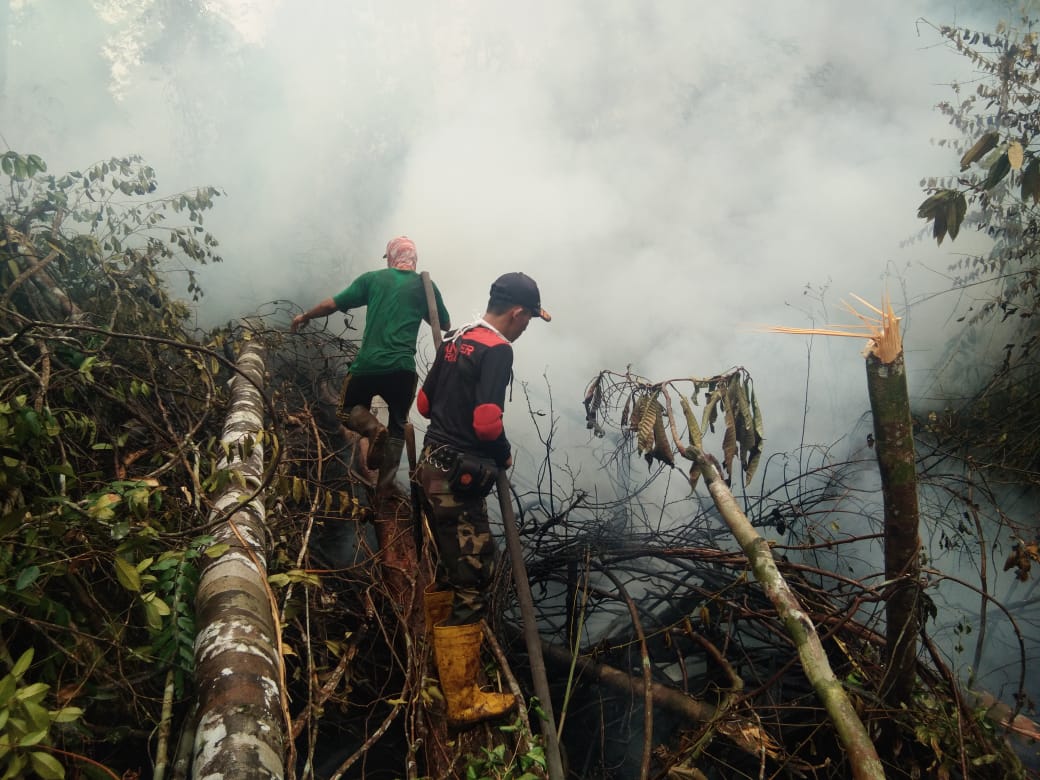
top-left (421, 443), bottom-right (459, 472)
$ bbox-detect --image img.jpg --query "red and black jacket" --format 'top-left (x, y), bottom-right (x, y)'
top-left (417, 324), bottom-right (513, 467)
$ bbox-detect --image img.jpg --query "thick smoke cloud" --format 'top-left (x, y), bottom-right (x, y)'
top-left (2, 0), bottom-right (1007, 470)
top-left (2, 0), bottom-right (1005, 479)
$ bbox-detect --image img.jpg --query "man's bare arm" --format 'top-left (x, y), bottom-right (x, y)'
top-left (290, 298), bottom-right (338, 332)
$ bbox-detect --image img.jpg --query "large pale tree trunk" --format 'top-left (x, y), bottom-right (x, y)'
top-left (866, 350), bottom-right (921, 704)
top-left (192, 338), bottom-right (286, 779)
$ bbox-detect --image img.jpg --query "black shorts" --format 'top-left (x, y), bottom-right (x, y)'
top-left (337, 370), bottom-right (418, 437)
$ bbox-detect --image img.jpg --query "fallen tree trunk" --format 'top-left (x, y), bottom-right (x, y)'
top-left (192, 337), bottom-right (287, 779)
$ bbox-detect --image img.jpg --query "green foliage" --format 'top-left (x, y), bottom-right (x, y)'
top-left (917, 19), bottom-right (1040, 483)
top-left (463, 715), bottom-right (547, 780)
top-left (0, 396), bottom-right (60, 496)
top-left (918, 20), bottom-right (1040, 315)
top-left (905, 693), bottom-right (1026, 780)
top-left (0, 152), bottom-right (47, 181)
top-left (125, 537), bottom-right (219, 697)
top-left (0, 150), bottom-right (245, 774)
top-left (0, 648), bottom-right (85, 780)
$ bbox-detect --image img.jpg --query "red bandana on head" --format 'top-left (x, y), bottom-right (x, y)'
top-left (385, 236), bottom-right (417, 271)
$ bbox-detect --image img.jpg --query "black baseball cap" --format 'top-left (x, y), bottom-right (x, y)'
top-left (489, 272), bottom-right (552, 322)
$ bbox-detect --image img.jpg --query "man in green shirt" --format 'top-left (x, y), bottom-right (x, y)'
top-left (291, 237), bottom-right (451, 491)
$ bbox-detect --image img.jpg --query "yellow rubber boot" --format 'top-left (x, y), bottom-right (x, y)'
top-left (424, 588), bottom-right (453, 634)
top-left (345, 405), bottom-right (388, 470)
top-left (432, 623), bottom-right (516, 727)
top-left (424, 588), bottom-right (453, 670)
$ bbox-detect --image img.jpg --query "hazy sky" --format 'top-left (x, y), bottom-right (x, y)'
top-left (0, 0), bottom-right (1006, 473)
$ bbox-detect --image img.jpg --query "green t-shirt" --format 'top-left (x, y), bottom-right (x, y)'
top-left (332, 268), bottom-right (450, 375)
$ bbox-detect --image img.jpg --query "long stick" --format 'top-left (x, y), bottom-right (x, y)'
top-left (404, 422), bottom-right (423, 553)
top-left (420, 271), bottom-right (442, 350)
top-left (415, 273), bottom-right (440, 559)
top-left (496, 471), bottom-right (565, 780)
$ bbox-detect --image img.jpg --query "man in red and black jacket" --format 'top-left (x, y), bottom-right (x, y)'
top-left (416, 272), bottom-right (550, 727)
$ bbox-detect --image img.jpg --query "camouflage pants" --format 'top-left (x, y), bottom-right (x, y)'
top-left (418, 449), bottom-right (498, 625)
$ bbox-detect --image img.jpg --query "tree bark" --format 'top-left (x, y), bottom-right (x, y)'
top-left (866, 351), bottom-right (921, 705)
top-left (689, 448), bottom-right (885, 780)
top-left (192, 338), bottom-right (286, 779)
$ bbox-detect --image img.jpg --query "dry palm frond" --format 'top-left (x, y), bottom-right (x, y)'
top-left (768, 292), bottom-right (903, 363)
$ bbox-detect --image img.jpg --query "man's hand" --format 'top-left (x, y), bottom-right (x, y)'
top-left (504, 455), bottom-right (513, 469)
top-left (291, 299), bottom-right (337, 333)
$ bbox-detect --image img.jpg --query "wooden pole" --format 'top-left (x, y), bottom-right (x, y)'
top-left (496, 471), bottom-right (565, 780)
top-left (404, 422), bottom-right (423, 553)
top-left (866, 350), bottom-right (921, 705)
top-left (420, 271), bottom-right (442, 350)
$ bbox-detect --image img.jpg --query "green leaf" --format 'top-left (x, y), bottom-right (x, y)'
top-left (44, 463), bottom-right (76, 478)
top-left (113, 556), bottom-right (142, 592)
top-left (143, 603), bottom-right (163, 632)
top-left (15, 565), bottom-right (41, 591)
top-left (17, 728), bottom-right (47, 747)
top-left (16, 683), bottom-right (50, 704)
top-left (21, 698), bottom-right (50, 730)
top-left (87, 492), bottom-right (121, 520)
top-left (283, 569), bottom-right (321, 587)
top-left (11, 649), bottom-right (33, 679)
top-left (29, 751), bottom-right (64, 780)
top-left (0, 676), bottom-right (15, 707)
top-left (49, 706), bottom-right (83, 724)
top-left (525, 746), bottom-right (547, 767)
top-left (203, 543), bottom-right (230, 558)
top-left (1, 753), bottom-right (26, 780)
top-left (981, 152), bottom-right (1011, 190)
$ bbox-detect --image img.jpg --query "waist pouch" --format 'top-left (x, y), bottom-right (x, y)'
top-left (427, 446), bottom-right (498, 498)
top-left (449, 452), bottom-right (498, 498)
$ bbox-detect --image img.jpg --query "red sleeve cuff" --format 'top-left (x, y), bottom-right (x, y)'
top-left (417, 388), bottom-right (431, 418)
top-left (473, 403), bottom-right (504, 441)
